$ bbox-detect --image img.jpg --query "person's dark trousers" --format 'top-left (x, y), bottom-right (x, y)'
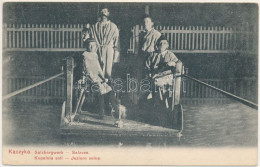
top-left (98, 93), bottom-right (105, 118)
top-left (104, 94), bottom-right (110, 115)
top-left (107, 92), bottom-right (120, 112)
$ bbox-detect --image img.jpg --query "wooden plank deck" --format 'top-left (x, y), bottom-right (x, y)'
top-left (60, 111), bottom-right (180, 137)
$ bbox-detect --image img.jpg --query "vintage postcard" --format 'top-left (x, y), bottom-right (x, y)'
top-left (1, 0), bottom-right (258, 165)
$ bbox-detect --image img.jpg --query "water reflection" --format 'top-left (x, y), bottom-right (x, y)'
top-left (2, 100), bottom-right (257, 147)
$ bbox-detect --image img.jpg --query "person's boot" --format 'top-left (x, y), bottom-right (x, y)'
top-left (114, 120), bottom-right (123, 128)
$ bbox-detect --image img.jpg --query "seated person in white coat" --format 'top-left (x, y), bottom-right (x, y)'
top-left (82, 38), bottom-right (126, 127)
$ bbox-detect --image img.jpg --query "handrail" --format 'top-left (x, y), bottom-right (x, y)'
top-left (3, 72), bottom-right (64, 100)
top-left (182, 74), bottom-right (258, 110)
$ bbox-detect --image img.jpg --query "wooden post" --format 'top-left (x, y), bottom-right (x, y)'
top-left (188, 26), bottom-right (191, 50)
top-left (97, 4), bottom-right (100, 17)
top-left (177, 26), bottom-right (180, 50)
top-left (47, 24), bottom-right (49, 48)
top-left (3, 23), bottom-right (7, 49)
top-left (8, 24), bottom-right (12, 48)
top-left (12, 24), bottom-right (15, 48)
top-left (174, 62), bottom-right (183, 105)
top-left (145, 5), bottom-right (149, 15)
top-left (35, 24), bottom-right (38, 48)
top-left (16, 25), bottom-right (19, 48)
top-left (66, 57), bottom-right (74, 121)
top-left (19, 24), bottom-right (23, 48)
top-left (58, 24), bottom-right (61, 48)
top-left (51, 24), bottom-right (53, 48)
top-left (170, 26), bottom-right (174, 50)
top-left (172, 62), bottom-right (183, 130)
top-left (31, 24), bottom-right (35, 48)
top-left (69, 28), bottom-right (72, 48)
top-left (62, 24), bottom-right (65, 48)
top-left (66, 24), bottom-right (69, 48)
top-left (185, 26), bottom-right (188, 49)
top-left (134, 25), bottom-right (139, 54)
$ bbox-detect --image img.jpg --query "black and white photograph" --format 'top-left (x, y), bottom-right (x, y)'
top-left (1, 1), bottom-right (258, 165)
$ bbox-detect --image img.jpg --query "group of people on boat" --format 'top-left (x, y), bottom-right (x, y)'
top-left (79, 7), bottom-right (181, 128)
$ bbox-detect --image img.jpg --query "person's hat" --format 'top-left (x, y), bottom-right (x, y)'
top-left (156, 35), bottom-right (168, 46)
top-left (143, 14), bottom-right (153, 21)
top-left (100, 8), bottom-right (110, 17)
top-left (158, 35), bottom-right (168, 42)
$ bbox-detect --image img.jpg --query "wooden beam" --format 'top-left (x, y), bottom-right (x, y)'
top-left (145, 5), bottom-right (149, 15)
top-left (97, 4), bottom-right (100, 18)
top-left (127, 49), bottom-right (257, 55)
top-left (3, 48), bottom-right (85, 52)
top-left (66, 57), bottom-right (74, 121)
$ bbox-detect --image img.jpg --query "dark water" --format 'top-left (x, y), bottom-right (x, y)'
top-left (2, 101), bottom-right (257, 147)
top-left (182, 102), bottom-right (257, 147)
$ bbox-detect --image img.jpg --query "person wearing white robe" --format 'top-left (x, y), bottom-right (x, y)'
top-left (82, 8), bottom-right (120, 80)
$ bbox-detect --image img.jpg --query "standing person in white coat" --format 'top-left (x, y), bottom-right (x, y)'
top-left (136, 14), bottom-right (161, 103)
top-left (82, 8), bottom-right (120, 80)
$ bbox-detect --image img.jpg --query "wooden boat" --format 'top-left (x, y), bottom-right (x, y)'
top-left (60, 57), bottom-right (184, 141)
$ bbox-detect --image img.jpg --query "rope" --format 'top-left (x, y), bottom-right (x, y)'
top-left (3, 72), bottom-right (64, 100)
top-left (183, 74), bottom-right (258, 110)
